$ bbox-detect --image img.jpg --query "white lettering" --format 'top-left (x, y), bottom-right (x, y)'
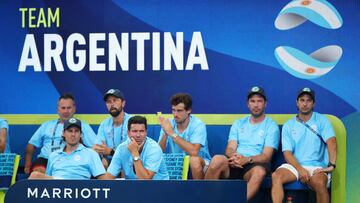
top-left (186, 32), bottom-right (208, 70)
top-left (19, 32), bottom-right (209, 72)
top-left (80, 188), bottom-right (91, 199)
top-left (131, 32), bottom-right (150, 71)
top-left (52, 188), bottom-right (61, 198)
top-left (103, 188), bottom-right (110, 199)
top-left (44, 34), bottom-right (64, 72)
top-left (152, 32), bottom-right (160, 71)
top-left (89, 33), bottom-right (106, 71)
top-left (18, 34), bottom-right (41, 72)
top-left (109, 33), bottom-right (129, 71)
top-left (93, 188), bottom-right (100, 199)
top-left (40, 188), bottom-right (50, 198)
top-left (164, 32), bottom-right (183, 70)
top-left (27, 188), bottom-right (38, 198)
top-left (64, 188), bottom-right (72, 198)
top-left (66, 33), bottom-right (86, 72)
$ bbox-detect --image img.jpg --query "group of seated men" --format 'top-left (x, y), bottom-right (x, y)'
top-left (0, 86), bottom-right (337, 203)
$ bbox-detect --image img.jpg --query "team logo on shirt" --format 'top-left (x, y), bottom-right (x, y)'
top-left (258, 130), bottom-right (265, 137)
top-left (48, 127), bottom-right (55, 134)
top-left (291, 129), bottom-right (301, 142)
top-left (74, 155), bottom-right (81, 162)
top-left (239, 127), bottom-right (245, 134)
top-left (310, 125), bottom-right (318, 132)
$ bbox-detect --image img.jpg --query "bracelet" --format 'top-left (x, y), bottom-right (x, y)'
top-left (170, 133), bottom-right (178, 140)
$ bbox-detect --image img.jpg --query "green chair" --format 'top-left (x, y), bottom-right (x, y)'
top-left (0, 154), bottom-right (20, 203)
top-left (163, 153), bottom-right (190, 180)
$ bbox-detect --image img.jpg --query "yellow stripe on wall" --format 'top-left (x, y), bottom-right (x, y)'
top-left (0, 114), bottom-right (339, 125)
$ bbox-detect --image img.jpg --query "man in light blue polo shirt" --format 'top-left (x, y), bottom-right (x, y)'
top-left (25, 94), bottom-right (101, 174)
top-left (158, 93), bottom-right (211, 179)
top-left (271, 87), bottom-right (337, 203)
top-left (105, 116), bottom-right (169, 180)
top-left (29, 118), bottom-right (106, 180)
top-left (0, 118), bottom-right (10, 153)
top-left (93, 89), bottom-right (131, 166)
top-left (205, 86), bottom-right (280, 201)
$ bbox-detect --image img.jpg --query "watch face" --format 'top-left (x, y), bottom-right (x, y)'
top-left (133, 156), bottom-right (140, 161)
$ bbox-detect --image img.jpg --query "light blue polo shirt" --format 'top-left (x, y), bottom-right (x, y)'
top-left (228, 116), bottom-right (280, 157)
top-left (158, 115), bottom-right (211, 161)
top-left (97, 113), bottom-right (131, 149)
top-left (107, 137), bottom-right (169, 180)
top-left (0, 118), bottom-right (10, 153)
top-left (46, 144), bottom-right (106, 179)
top-left (282, 112), bottom-right (335, 167)
top-left (29, 119), bottom-right (101, 159)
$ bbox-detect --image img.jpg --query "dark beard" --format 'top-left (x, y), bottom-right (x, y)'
top-left (109, 109), bottom-right (121, 117)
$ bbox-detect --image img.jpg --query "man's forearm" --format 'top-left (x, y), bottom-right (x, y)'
top-left (284, 151), bottom-right (303, 171)
top-left (248, 154), bottom-right (270, 164)
top-left (225, 148), bottom-right (237, 158)
top-left (170, 135), bottom-right (199, 156)
top-left (327, 137), bottom-right (337, 164)
top-left (133, 160), bottom-right (154, 179)
top-left (158, 134), bottom-right (168, 152)
top-left (0, 129), bottom-right (7, 153)
top-left (25, 144), bottom-right (35, 166)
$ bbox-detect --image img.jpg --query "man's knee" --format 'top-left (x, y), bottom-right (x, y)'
top-left (249, 166), bottom-right (266, 182)
top-left (28, 171), bottom-right (43, 179)
top-left (311, 175), bottom-right (328, 192)
top-left (208, 155), bottom-right (227, 170)
top-left (271, 171), bottom-right (283, 185)
top-left (190, 156), bottom-right (204, 171)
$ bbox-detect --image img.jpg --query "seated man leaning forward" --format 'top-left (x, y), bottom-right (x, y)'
top-left (271, 87), bottom-right (337, 203)
top-left (104, 116), bottom-right (169, 180)
top-left (158, 93), bottom-right (211, 179)
top-left (25, 93), bottom-right (100, 174)
top-left (29, 118), bottom-right (106, 180)
top-left (205, 86), bottom-right (280, 201)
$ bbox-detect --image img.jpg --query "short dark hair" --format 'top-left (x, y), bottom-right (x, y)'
top-left (58, 93), bottom-right (75, 103)
top-left (170, 93), bottom-right (192, 110)
top-left (128, 116), bottom-right (147, 130)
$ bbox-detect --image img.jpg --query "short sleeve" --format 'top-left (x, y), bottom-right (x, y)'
top-left (0, 119), bottom-right (8, 129)
top-left (189, 122), bottom-right (207, 146)
top-left (107, 145), bottom-right (124, 177)
top-left (281, 123), bottom-right (294, 152)
top-left (143, 146), bottom-right (163, 173)
top-left (81, 122), bottom-right (101, 147)
top-left (264, 121), bottom-right (280, 150)
top-left (29, 124), bottom-right (46, 148)
top-left (320, 116), bottom-right (336, 142)
top-left (228, 120), bottom-right (239, 142)
top-left (89, 150), bottom-right (106, 177)
top-left (45, 153), bottom-right (55, 176)
top-left (97, 122), bottom-right (107, 142)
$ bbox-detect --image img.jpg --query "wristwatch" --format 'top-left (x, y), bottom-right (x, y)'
top-left (133, 156), bottom-right (140, 162)
top-left (328, 162), bottom-right (336, 169)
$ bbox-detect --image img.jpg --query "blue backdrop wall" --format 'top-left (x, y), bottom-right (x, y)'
top-left (0, 1), bottom-right (359, 202)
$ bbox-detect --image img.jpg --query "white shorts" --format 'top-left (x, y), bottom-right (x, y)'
top-left (277, 163), bottom-right (331, 187)
top-left (203, 159), bottom-right (210, 173)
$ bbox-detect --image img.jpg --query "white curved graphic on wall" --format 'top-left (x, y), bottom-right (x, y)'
top-left (274, 45), bottom-right (342, 79)
top-left (275, 0), bottom-right (343, 30)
